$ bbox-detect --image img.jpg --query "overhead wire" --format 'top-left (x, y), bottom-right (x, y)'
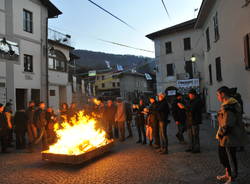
top-left (87, 0), bottom-right (136, 31)
top-left (161, 0), bottom-right (171, 18)
top-left (98, 39), bottom-right (154, 53)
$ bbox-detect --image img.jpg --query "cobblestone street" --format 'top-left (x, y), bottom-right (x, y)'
top-left (0, 119), bottom-right (250, 184)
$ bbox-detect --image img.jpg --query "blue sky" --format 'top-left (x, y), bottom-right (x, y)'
top-left (49, 0), bottom-right (203, 57)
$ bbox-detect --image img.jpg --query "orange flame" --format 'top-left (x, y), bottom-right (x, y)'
top-left (45, 111), bottom-right (111, 155)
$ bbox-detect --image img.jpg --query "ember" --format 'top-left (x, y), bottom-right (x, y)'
top-left (42, 111), bottom-right (113, 156)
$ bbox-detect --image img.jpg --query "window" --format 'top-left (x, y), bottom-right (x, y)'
top-left (165, 42), bottom-right (172, 54)
top-left (215, 57), bottom-right (222, 82)
top-left (23, 9), bottom-right (33, 33)
top-left (112, 82), bottom-right (116, 87)
top-left (184, 37), bottom-right (191, 50)
top-left (185, 61), bottom-right (193, 79)
top-left (50, 90), bottom-right (55, 96)
top-left (213, 12), bottom-right (220, 42)
top-left (48, 58), bottom-right (54, 69)
top-left (48, 50), bottom-right (67, 72)
top-left (24, 54), bottom-right (33, 72)
top-left (206, 28), bottom-right (211, 51)
top-left (208, 64), bottom-right (213, 85)
top-left (102, 76), bottom-right (104, 80)
top-left (117, 82), bottom-right (120, 87)
top-left (102, 83), bottom-right (105, 88)
top-left (166, 64), bottom-right (174, 76)
top-left (244, 33), bottom-right (250, 70)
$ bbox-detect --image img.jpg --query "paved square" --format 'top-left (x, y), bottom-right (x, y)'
top-left (0, 119), bottom-right (249, 184)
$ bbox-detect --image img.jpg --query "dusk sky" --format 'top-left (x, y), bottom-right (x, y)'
top-left (49, 0), bottom-right (203, 57)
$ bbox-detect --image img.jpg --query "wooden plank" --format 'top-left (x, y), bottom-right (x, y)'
top-left (42, 141), bottom-right (114, 164)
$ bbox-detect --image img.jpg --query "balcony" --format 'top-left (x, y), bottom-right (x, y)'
top-left (48, 28), bottom-right (72, 47)
top-left (176, 72), bottom-right (200, 80)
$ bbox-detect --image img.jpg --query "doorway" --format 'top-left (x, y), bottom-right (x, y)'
top-left (16, 89), bottom-right (27, 110)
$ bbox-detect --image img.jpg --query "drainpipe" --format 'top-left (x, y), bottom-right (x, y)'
top-left (45, 19), bottom-right (49, 106)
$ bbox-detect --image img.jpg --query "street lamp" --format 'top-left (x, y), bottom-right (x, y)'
top-left (190, 54), bottom-right (197, 62)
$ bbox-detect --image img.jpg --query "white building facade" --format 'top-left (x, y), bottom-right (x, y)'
top-left (0, 0), bottom-right (61, 110)
top-left (48, 32), bottom-right (73, 110)
top-left (195, 0), bottom-right (250, 116)
top-left (146, 19), bottom-right (205, 95)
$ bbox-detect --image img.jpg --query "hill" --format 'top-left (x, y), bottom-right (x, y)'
top-left (72, 50), bottom-right (154, 72)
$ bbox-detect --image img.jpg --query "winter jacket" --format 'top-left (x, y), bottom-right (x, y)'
top-left (157, 98), bottom-right (170, 123)
top-left (25, 107), bottom-right (35, 125)
top-left (217, 97), bottom-right (249, 147)
top-left (14, 110), bottom-right (27, 133)
top-left (186, 96), bottom-right (203, 126)
top-left (115, 102), bottom-right (126, 122)
top-left (34, 109), bottom-right (47, 128)
top-left (172, 99), bottom-right (186, 124)
top-left (135, 104), bottom-right (145, 124)
top-left (148, 102), bottom-right (158, 126)
top-left (0, 112), bottom-right (8, 136)
top-left (104, 105), bottom-right (117, 122)
top-left (125, 103), bottom-right (133, 121)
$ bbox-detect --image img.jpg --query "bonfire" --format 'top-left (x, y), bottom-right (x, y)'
top-left (44, 111), bottom-right (112, 156)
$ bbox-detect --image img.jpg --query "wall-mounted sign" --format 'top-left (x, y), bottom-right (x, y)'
top-left (88, 70), bottom-right (96, 77)
top-left (0, 87), bottom-right (6, 105)
top-left (25, 74), bottom-right (33, 80)
top-left (167, 90), bottom-right (176, 96)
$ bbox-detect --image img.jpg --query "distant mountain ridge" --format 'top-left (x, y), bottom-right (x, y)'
top-left (72, 50), bottom-right (154, 71)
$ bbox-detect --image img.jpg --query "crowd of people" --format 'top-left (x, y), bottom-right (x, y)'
top-left (92, 89), bottom-right (203, 155)
top-left (0, 101), bottom-right (78, 153)
top-left (0, 86), bottom-right (249, 184)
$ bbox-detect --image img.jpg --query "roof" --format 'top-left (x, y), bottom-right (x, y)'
top-left (40, 0), bottom-right (62, 18)
top-left (146, 18), bottom-right (197, 40)
top-left (118, 72), bottom-right (145, 78)
top-left (195, 0), bottom-right (216, 28)
top-left (48, 39), bottom-right (74, 50)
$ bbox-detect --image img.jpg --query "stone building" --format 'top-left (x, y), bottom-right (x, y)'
top-left (0, 0), bottom-right (61, 110)
top-left (195, 0), bottom-right (250, 115)
top-left (146, 19), bottom-right (205, 95)
top-left (48, 28), bottom-right (73, 110)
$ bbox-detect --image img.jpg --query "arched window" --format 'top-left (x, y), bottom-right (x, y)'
top-left (48, 50), bottom-right (67, 72)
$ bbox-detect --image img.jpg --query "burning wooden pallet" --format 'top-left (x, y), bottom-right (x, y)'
top-left (42, 141), bottom-right (114, 164)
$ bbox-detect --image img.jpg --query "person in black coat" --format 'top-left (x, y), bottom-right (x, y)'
top-left (148, 96), bottom-right (160, 148)
top-left (14, 109), bottom-right (27, 149)
top-left (172, 93), bottom-right (186, 143)
top-left (178, 89), bottom-right (203, 153)
top-left (0, 103), bottom-right (9, 153)
top-left (25, 101), bottom-right (37, 152)
top-left (46, 107), bottom-right (57, 145)
top-left (125, 101), bottom-right (133, 138)
top-left (135, 99), bottom-right (146, 144)
top-left (157, 93), bottom-right (170, 154)
top-left (34, 102), bottom-right (48, 150)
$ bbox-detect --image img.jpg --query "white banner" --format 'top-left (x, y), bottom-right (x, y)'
top-left (176, 79), bottom-right (199, 88)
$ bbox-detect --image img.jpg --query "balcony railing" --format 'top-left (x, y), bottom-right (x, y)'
top-left (48, 28), bottom-right (72, 47)
top-left (176, 72), bottom-right (200, 80)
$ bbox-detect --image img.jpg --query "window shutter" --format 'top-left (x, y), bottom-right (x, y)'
top-left (215, 57), bottom-right (222, 81)
top-left (208, 64), bottom-right (213, 85)
top-left (244, 33), bottom-right (250, 70)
